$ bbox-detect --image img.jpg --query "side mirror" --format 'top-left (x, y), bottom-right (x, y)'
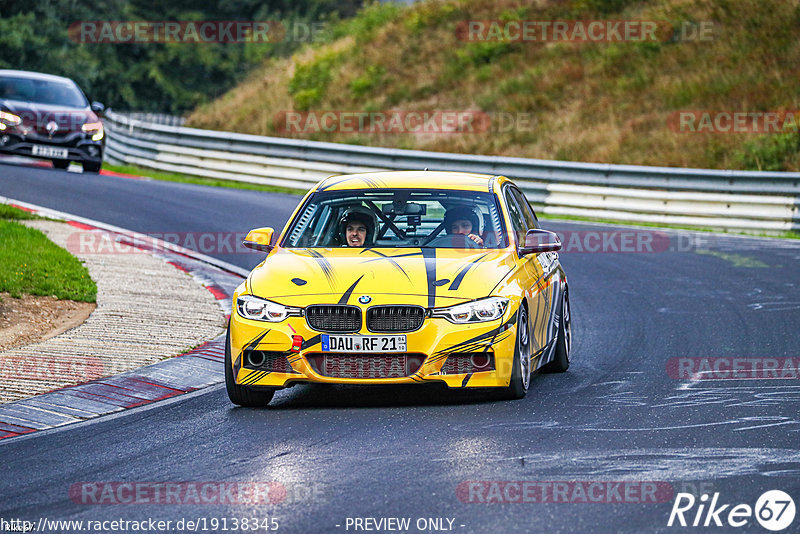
top-left (243, 227), bottom-right (275, 252)
top-left (519, 229), bottom-right (561, 255)
top-left (91, 101), bottom-right (105, 115)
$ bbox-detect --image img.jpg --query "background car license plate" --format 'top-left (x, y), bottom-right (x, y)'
top-left (321, 334), bottom-right (406, 353)
top-left (32, 145), bottom-right (68, 159)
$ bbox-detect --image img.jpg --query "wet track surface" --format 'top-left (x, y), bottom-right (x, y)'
top-left (1, 163), bottom-right (799, 533)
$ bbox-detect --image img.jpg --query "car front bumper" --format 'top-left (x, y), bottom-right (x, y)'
top-left (0, 129), bottom-right (103, 163)
top-left (229, 297), bottom-right (523, 389)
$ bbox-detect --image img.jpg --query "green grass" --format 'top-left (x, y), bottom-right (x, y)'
top-left (694, 249), bottom-right (770, 268)
top-left (288, 49), bottom-right (345, 110)
top-left (734, 132), bottom-right (800, 171)
top-left (186, 0), bottom-right (800, 172)
top-left (102, 163), bottom-right (306, 195)
top-left (0, 212), bottom-right (97, 302)
top-left (0, 204), bottom-right (42, 220)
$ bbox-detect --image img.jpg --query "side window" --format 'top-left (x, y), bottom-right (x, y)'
top-left (503, 187), bottom-right (527, 245)
top-left (510, 187), bottom-right (540, 230)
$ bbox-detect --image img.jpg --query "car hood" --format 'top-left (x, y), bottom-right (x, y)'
top-left (248, 247), bottom-right (518, 307)
top-left (1, 99), bottom-right (94, 133)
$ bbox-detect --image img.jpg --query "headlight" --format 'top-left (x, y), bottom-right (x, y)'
top-left (431, 297), bottom-right (509, 323)
top-left (0, 111), bottom-right (22, 128)
top-left (81, 121), bottom-right (104, 141)
top-left (236, 295), bottom-right (301, 322)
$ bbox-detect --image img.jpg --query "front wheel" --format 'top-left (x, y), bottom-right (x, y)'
top-left (503, 305), bottom-right (531, 399)
top-left (543, 289), bottom-right (571, 373)
top-left (225, 327), bottom-right (276, 407)
top-left (83, 161), bottom-right (101, 173)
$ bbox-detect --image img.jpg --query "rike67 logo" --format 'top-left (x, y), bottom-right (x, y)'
top-left (668, 490), bottom-right (795, 530)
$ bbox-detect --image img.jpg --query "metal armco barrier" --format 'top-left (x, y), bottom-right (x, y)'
top-left (104, 110), bottom-right (800, 234)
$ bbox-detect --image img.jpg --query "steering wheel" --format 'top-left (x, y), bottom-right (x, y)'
top-left (424, 233), bottom-right (482, 249)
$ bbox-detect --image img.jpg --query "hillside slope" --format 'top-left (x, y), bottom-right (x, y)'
top-left (187, 0), bottom-right (800, 171)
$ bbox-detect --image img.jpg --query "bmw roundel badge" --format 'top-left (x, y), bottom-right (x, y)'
top-left (358, 295), bottom-right (372, 304)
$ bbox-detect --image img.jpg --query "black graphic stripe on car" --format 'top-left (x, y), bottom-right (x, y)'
top-left (422, 248), bottom-right (437, 308)
top-left (338, 275), bottom-right (365, 305)
top-left (307, 249), bottom-right (336, 287)
top-left (432, 310), bottom-right (517, 356)
top-left (240, 370), bottom-right (269, 385)
top-left (448, 252), bottom-right (490, 291)
top-left (360, 249), bottom-right (411, 280)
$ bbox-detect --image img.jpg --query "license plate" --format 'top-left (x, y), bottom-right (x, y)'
top-left (31, 145), bottom-right (68, 159)
top-left (321, 334), bottom-right (406, 353)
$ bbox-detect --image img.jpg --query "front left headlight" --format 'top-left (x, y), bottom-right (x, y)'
top-left (0, 111), bottom-right (22, 129)
top-left (236, 295), bottom-right (301, 322)
top-left (81, 121), bottom-right (104, 141)
top-left (431, 296), bottom-right (509, 324)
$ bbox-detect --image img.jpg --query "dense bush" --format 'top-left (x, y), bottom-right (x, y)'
top-left (0, 0), bottom-right (361, 114)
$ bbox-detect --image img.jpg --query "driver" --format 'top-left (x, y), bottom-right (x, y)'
top-left (338, 208), bottom-right (375, 247)
top-left (444, 206), bottom-right (484, 246)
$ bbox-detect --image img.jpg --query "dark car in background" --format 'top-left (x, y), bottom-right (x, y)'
top-left (0, 70), bottom-right (104, 172)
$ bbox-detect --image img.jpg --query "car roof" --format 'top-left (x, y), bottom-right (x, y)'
top-left (315, 171), bottom-right (509, 193)
top-left (0, 69), bottom-right (76, 84)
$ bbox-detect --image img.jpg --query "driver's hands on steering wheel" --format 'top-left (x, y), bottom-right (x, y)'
top-left (466, 233), bottom-right (484, 246)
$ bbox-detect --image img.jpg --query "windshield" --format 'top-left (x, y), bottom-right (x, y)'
top-left (0, 76), bottom-right (88, 108)
top-left (283, 189), bottom-right (508, 249)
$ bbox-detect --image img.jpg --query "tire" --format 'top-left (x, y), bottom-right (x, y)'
top-left (52, 160), bottom-right (69, 169)
top-left (503, 304), bottom-right (531, 399)
top-left (543, 289), bottom-right (571, 373)
top-left (225, 327), bottom-right (276, 407)
top-left (83, 161), bottom-right (101, 173)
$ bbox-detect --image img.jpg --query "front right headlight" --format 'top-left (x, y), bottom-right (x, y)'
top-left (236, 295), bottom-right (302, 322)
top-left (81, 121), bottom-right (104, 141)
top-left (431, 296), bottom-right (509, 324)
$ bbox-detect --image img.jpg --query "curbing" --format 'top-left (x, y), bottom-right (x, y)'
top-left (0, 198), bottom-right (246, 441)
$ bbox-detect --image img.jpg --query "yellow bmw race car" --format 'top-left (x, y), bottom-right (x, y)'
top-left (226, 171), bottom-right (571, 406)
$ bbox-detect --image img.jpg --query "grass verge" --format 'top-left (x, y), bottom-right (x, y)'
top-left (0, 204), bottom-right (43, 221)
top-left (186, 0), bottom-right (800, 172)
top-left (0, 205), bottom-right (97, 302)
top-left (103, 163), bottom-right (305, 196)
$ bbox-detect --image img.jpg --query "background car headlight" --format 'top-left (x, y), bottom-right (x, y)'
top-left (431, 297), bottom-right (509, 323)
top-left (81, 121), bottom-right (104, 141)
top-left (0, 111), bottom-right (22, 130)
top-left (236, 295), bottom-right (301, 322)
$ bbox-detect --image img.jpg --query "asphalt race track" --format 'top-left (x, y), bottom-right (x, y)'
top-left (2, 163), bottom-right (799, 533)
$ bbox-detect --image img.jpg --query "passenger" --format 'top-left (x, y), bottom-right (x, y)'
top-left (444, 206), bottom-right (484, 246)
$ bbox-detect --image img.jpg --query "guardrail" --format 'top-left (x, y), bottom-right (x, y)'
top-left (104, 110), bottom-right (799, 234)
